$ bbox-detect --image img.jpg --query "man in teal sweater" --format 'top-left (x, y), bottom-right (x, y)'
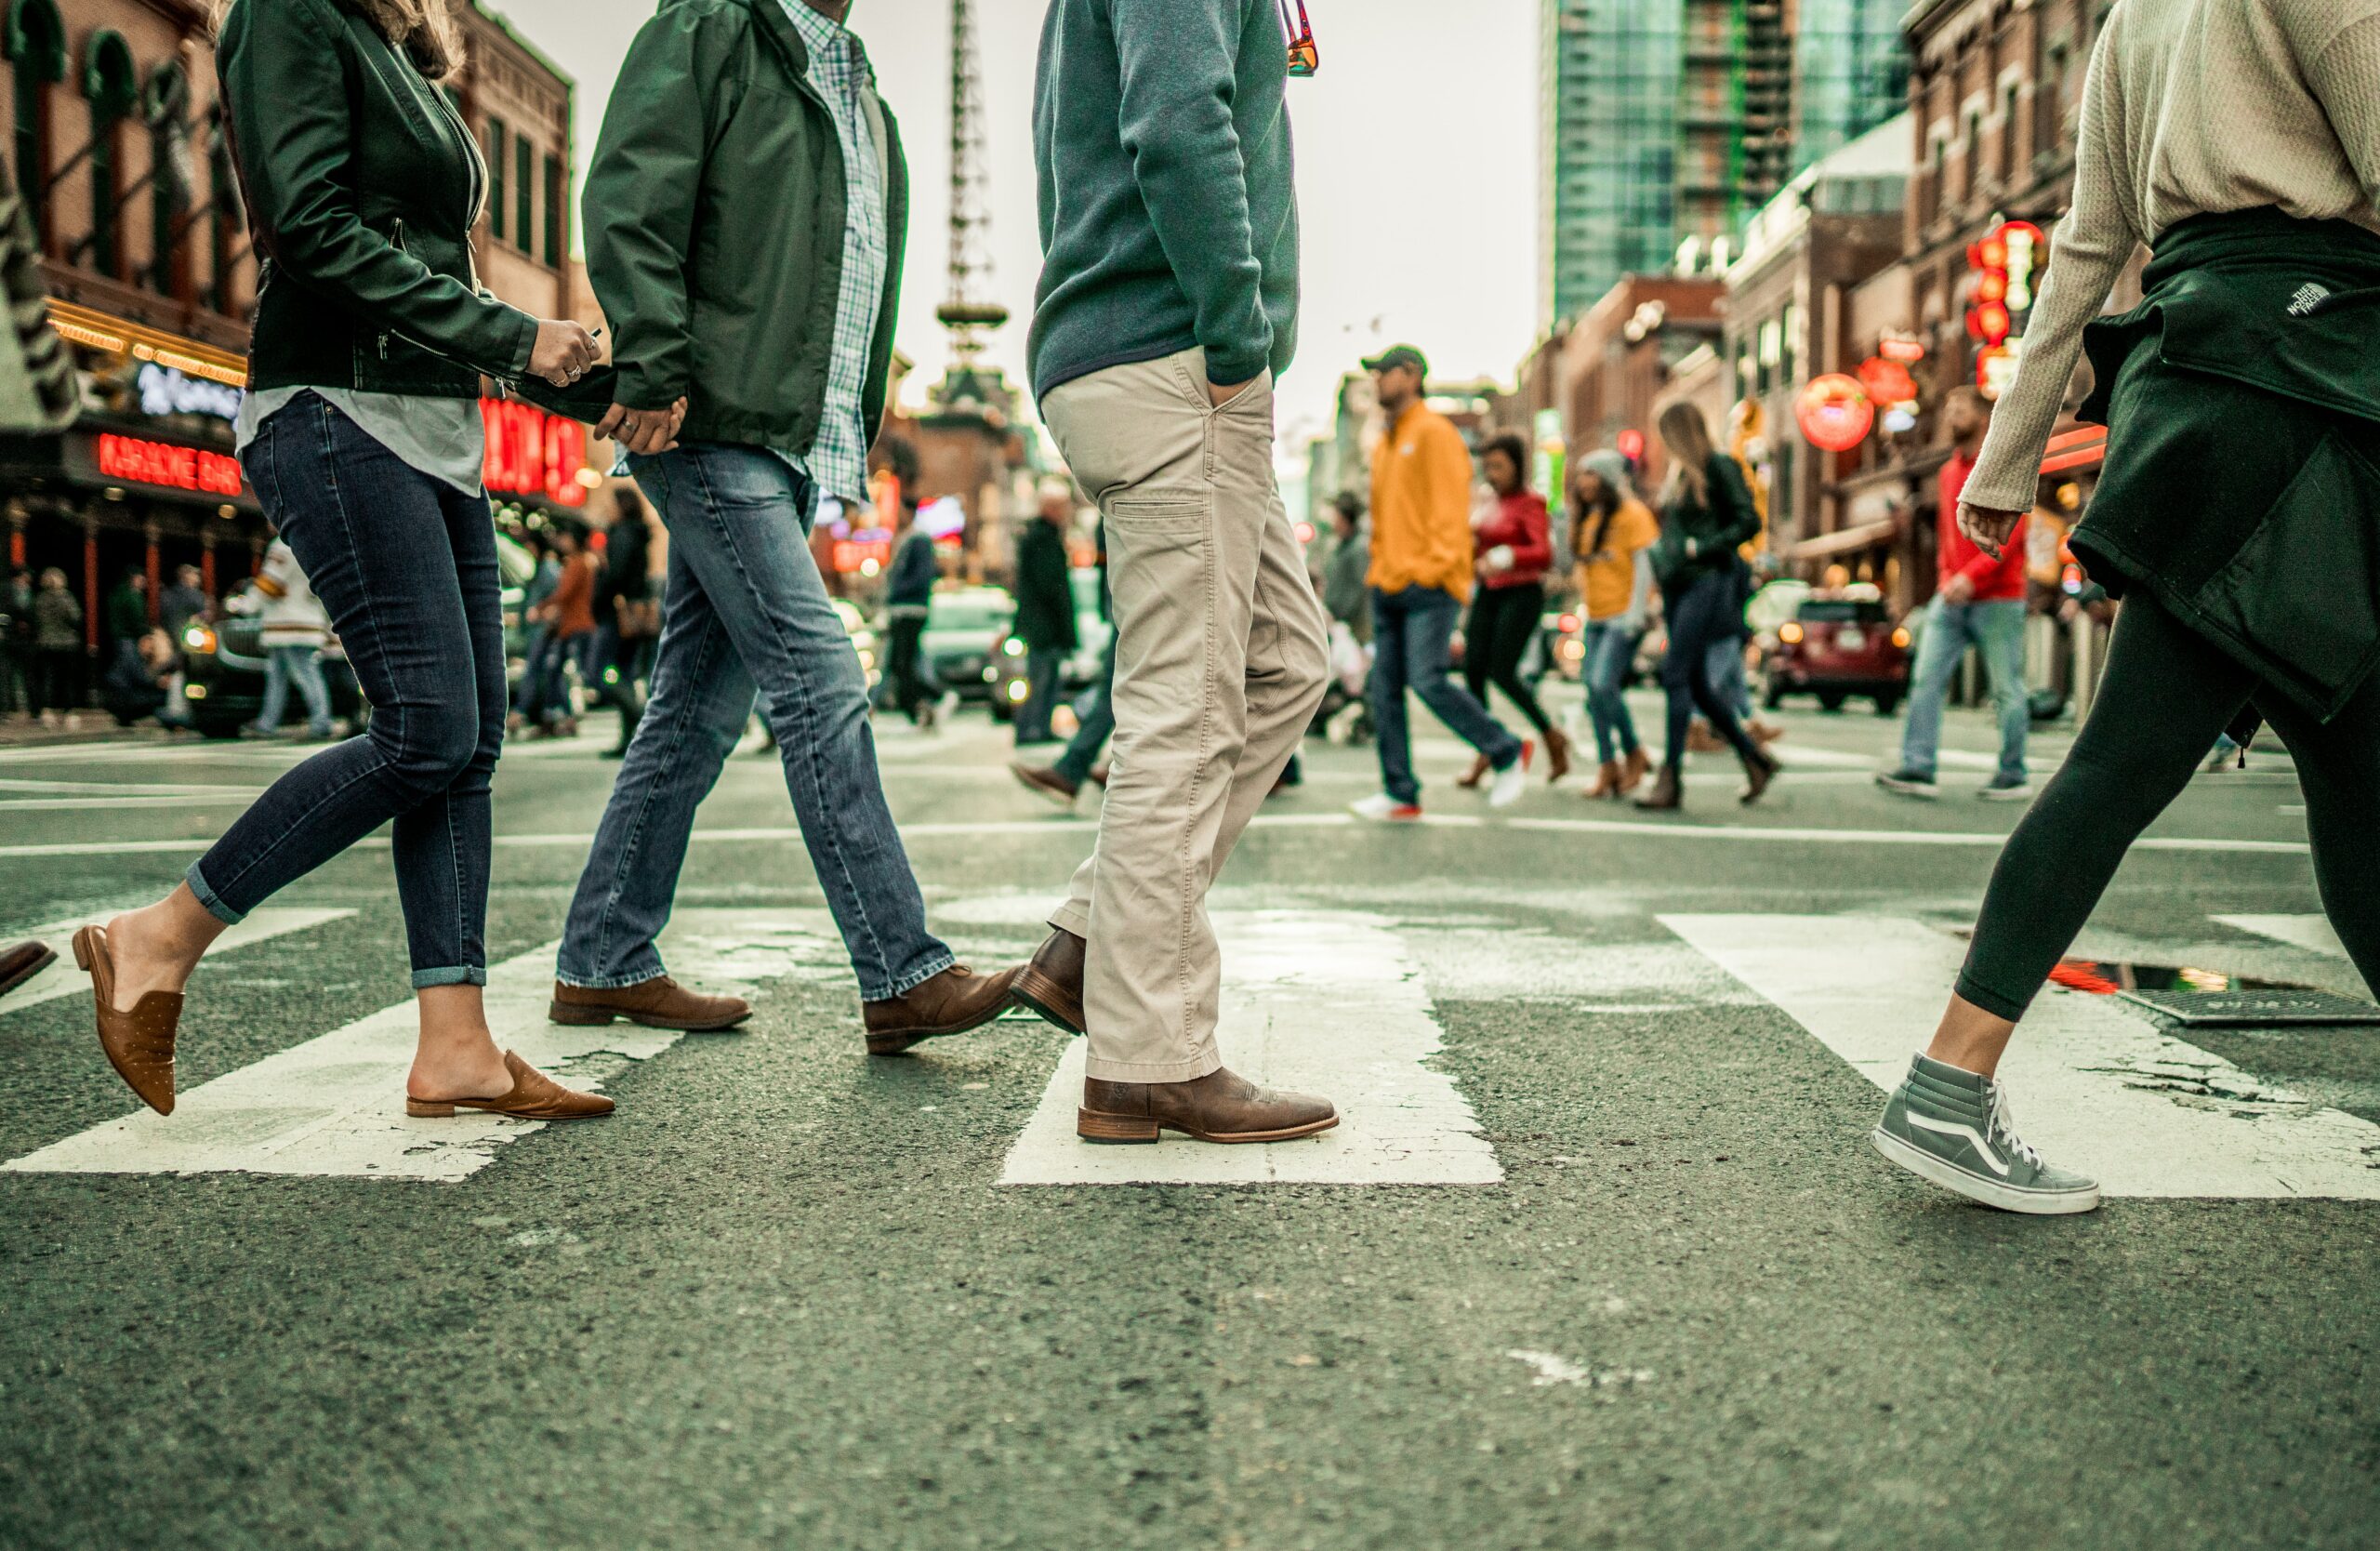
top-left (1006, 0), bottom-right (1338, 1147)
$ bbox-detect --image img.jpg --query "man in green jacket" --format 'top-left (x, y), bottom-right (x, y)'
top-left (559, 0), bottom-right (1017, 1053)
top-left (1004, 0), bottom-right (1338, 1146)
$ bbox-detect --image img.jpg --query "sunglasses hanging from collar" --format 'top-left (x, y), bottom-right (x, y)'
top-left (1278, 0), bottom-right (1318, 76)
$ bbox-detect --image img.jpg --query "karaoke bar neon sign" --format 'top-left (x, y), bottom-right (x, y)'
top-left (96, 432), bottom-right (244, 497)
top-left (480, 398), bottom-right (588, 509)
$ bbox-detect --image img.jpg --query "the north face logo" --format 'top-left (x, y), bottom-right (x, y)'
top-left (2288, 283), bottom-right (2333, 317)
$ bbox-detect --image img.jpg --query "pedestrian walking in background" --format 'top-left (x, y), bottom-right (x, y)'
top-left (509, 531), bottom-right (559, 730)
top-left (1012, 481), bottom-right (1080, 747)
top-left (159, 563), bottom-right (209, 640)
top-left (1011, 519), bottom-right (1117, 807)
top-left (32, 565), bottom-right (81, 724)
top-left (1352, 344), bottom-right (1531, 820)
top-left (69, 0), bottom-right (610, 1124)
top-left (559, 0), bottom-right (1017, 1054)
top-left (1570, 448), bottom-right (1658, 799)
top-left (594, 489), bottom-right (660, 759)
top-left (0, 568), bottom-right (34, 717)
top-left (243, 538), bottom-right (334, 742)
top-left (1637, 402), bottom-right (1778, 811)
top-left (1010, 0), bottom-right (1337, 1145)
top-left (1871, 0), bottom-right (2380, 1216)
top-left (1877, 387), bottom-right (2032, 802)
top-left (526, 525), bottom-right (597, 737)
top-left (1456, 431), bottom-right (1568, 789)
top-left (879, 487), bottom-right (942, 728)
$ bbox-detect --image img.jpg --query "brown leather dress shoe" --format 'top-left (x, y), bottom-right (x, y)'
top-left (549, 976), bottom-right (751, 1032)
top-left (1012, 927), bottom-right (1086, 1035)
top-left (0, 938), bottom-right (56, 999)
top-left (1010, 762), bottom-right (1081, 808)
top-left (1078, 1066), bottom-right (1339, 1145)
top-left (864, 964), bottom-right (1022, 1055)
top-left (73, 925), bottom-right (179, 1116)
top-left (405, 1050), bottom-right (615, 1120)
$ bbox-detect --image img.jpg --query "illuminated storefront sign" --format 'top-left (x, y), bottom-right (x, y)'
top-left (1794, 374), bottom-right (1874, 453)
top-left (95, 432), bottom-right (244, 497)
top-left (136, 363), bottom-right (245, 422)
top-left (480, 397), bottom-right (589, 509)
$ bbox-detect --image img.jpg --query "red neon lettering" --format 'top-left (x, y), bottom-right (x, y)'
top-left (96, 433), bottom-right (244, 497)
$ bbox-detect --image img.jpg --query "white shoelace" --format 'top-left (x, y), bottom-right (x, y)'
top-left (1987, 1085), bottom-right (2044, 1171)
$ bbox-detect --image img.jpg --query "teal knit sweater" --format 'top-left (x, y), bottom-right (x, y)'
top-left (1028, 0), bottom-right (1301, 401)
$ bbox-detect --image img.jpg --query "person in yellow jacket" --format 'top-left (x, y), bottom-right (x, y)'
top-left (1350, 346), bottom-right (1531, 820)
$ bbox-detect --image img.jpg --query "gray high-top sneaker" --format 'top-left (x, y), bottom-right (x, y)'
top-left (1872, 1053), bottom-right (2101, 1214)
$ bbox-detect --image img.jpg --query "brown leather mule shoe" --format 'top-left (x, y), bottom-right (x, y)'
top-left (404, 1050), bottom-right (614, 1120)
top-left (1078, 1067), bottom-right (1339, 1145)
top-left (864, 964), bottom-right (1022, 1055)
top-left (549, 976), bottom-right (750, 1032)
top-left (0, 938), bottom-right (56, 999)
top-left (1012, 927), bottom-right (1086, 1035)
top-left (73, 925), bottom-right (179, 1116)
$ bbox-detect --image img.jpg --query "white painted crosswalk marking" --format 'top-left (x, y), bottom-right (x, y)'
top-left (4, 910), bottom-right (840, 1182)
top-left (998, 910), bottom-right (1501, 1186)
top-left (1662, 914), bottom-right (2380, 1200)
top-left (2215, 915), bottom-right (2348, 960)
top-left (2, 908), bottom-right (355, 1014)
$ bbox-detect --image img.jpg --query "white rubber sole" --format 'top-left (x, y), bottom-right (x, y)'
top-left (1976, 785), bottom-right (2036, 803)
top-left (1871, 1125), bottom-right (2102, 1215)
top-left (1874, 776), bottom-right (1939, 800)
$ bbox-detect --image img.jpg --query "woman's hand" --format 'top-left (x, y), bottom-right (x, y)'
top-left (528, 320), bottom-right (600, 388)
top-left (1958, 500), bottom-right (2025, 560)
top-left (596, 398), bottom-right (690, 457)
top-left (1483, 545), bottom-right (1514, 575)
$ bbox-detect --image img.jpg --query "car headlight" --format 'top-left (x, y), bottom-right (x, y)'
top-left (1778, 622), bottom-right (1805, 644)
top-left (182, 624), bottom-right (217, 654)
top-left (1891, 627), bottom-right (1911, 649)
top-left (1005, 680), bottom-right (1029, 702)
top-left (184, 683), bottom-right (207, 700)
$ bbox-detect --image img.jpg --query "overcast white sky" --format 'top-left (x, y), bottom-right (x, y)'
top-left (491, 0), bottom-right (1540, 453)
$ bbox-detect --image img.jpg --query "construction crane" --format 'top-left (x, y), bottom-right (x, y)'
top-left (933, 0), bottom-right (1007, 365)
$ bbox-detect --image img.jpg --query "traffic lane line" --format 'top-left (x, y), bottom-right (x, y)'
top-left (0, 812), bottom-right (2314, 859)
top-left (998, 909), bottom-right (1501, 1186)
top-left (3, 908), bottom-right (840, 1181)
top-left (0, 908), bottom-right (355, 1013)
top-left (1661, 913), bottom-right (2380, 1200)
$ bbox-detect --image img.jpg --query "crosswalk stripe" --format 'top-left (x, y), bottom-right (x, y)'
top-left (3, 908), bottom-right (354, 1014)
top-left (1661, 913), bottom-right (2380, 1200)
top-left (2, 909), bottom-right (840, 1182)
top-left (2215, 915), bottom-right (2348, 959)
top-left (998, 909), bottom-right (1501, 1186)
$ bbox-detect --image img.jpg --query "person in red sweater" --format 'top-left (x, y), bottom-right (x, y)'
top-left (1456, 433), bottom-right (1571, 786)
top-left (1878, 387), bottom-right (2033, 800)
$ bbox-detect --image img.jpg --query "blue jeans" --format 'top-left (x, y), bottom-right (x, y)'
top-left (1659, 568), bottom-right (1760, 769)
top-left (1016, 643), bottom-right (1065, 744)
top-left (1580, 619), bottom-right (1641, 764)
top-left (559, 444), bottom-right (952, 1001)
top-left (1053, 632), bottom-right (1117, 787)
top-left (1370, 584), bottom-right (1522, 804)
top-left (192, 395), bottom-right (505, 988)
top-left (253, 644), bottom-right (331, 738)
top-left (1900, 595), bottom-right (2029, 783)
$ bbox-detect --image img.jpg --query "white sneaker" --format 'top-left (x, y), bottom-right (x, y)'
top-left (1488, 740), bottom-right (1535, 809)
top-left (1349, 792), bottom-right (1422, 822)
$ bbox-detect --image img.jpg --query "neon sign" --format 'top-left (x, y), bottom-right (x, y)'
top-left (1967, 219), bottom-right (2045, 348)
top-left (96, 433), bottom-right (244, 497)
top-left (480, 398), bottom-right (588, 509)
top-left (1794, 375), bottom-right (1874, 453)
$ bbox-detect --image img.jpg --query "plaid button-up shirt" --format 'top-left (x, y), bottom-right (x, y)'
top-left (776, 1), bottom-right (888, 507)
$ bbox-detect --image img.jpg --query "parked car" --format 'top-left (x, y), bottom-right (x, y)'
top-left (987, 567), bottom-right (1113, 721)
top-left (175, 614), bottom-right (366, 738)
top-left (1762, 593), bottom-right (1911, 714)
top-left (922, 585), bottom-right (1013, 702)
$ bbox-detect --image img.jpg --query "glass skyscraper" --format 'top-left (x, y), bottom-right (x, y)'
top-left (1540, 0), bottom-right (1681, 327)
top-left (1792, 0), bottom-right (1911, 174)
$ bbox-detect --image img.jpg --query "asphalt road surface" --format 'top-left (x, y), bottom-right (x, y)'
top-left (3, 687), bottom-right (2375, 1550)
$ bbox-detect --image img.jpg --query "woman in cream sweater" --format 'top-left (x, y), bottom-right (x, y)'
top-left (1873, 0), bottom-right (2380, 1213)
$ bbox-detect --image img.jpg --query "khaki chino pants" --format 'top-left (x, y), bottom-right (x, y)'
top-left (1039, 348), bottom-right (1330, 1081)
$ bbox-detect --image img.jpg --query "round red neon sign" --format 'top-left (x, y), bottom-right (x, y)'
top-left (1794, 375), bottom-right (1874, 452)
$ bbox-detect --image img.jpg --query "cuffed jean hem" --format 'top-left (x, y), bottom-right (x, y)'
top-left (1953, 970), bottom-right (2031, 1024)
top-left (411, 965), bottom-right (489, 989)
top-left (552, 968), bottom-right (667, 992)
top-left (183, 861), bottom-right (246, 926)
top-left (1051, 903), bottom-right (1091, 938)
top-left (1085, 1046), bottom-right (1225, 1084)
top-left (871, 950), bottom-right (959, 1004)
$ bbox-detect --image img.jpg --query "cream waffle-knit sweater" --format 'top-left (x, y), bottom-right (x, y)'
top-left (1964, 0), bottom-right (2380, 515)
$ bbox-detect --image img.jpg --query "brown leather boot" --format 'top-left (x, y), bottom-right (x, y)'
top-left (1542, 724), bottom-right (1573, 784)
top-left (549, 976), bottom-right (751, 1032)
top-left (1012, 927), bottom-right (1086, 1035)
top-left (864, 963), bottom-right (1022, 1055)
top-left (1620, 746), bottom-right (1652, 795)
top-left (1633, 763), bottom-right (1683, 811)
top-left (1584, 759), bottom-right (1623, 800)
top-left (1454, 752), bottom-right (1492, 789)
top-left (1739, 747), bottom-right (1781, 806)
top-left (1078, 1066), bottom-right (1339, 1144)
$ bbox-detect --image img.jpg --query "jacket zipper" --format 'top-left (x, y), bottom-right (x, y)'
top-left (378, 219), bottom-right (408, 360)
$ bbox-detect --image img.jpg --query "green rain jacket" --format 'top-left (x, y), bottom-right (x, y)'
top-left (585, 0), bottom-right (910, 454)
top-left (2076, 207), bottom-right (2380, 722)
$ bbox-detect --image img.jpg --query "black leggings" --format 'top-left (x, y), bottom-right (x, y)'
top-left (1659, 567), bottom-right (1759, 768)
top-left (1960, 590), bottom-right (2380, 1019)
top-left (1463, 581), bottom-right (1556, 739)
